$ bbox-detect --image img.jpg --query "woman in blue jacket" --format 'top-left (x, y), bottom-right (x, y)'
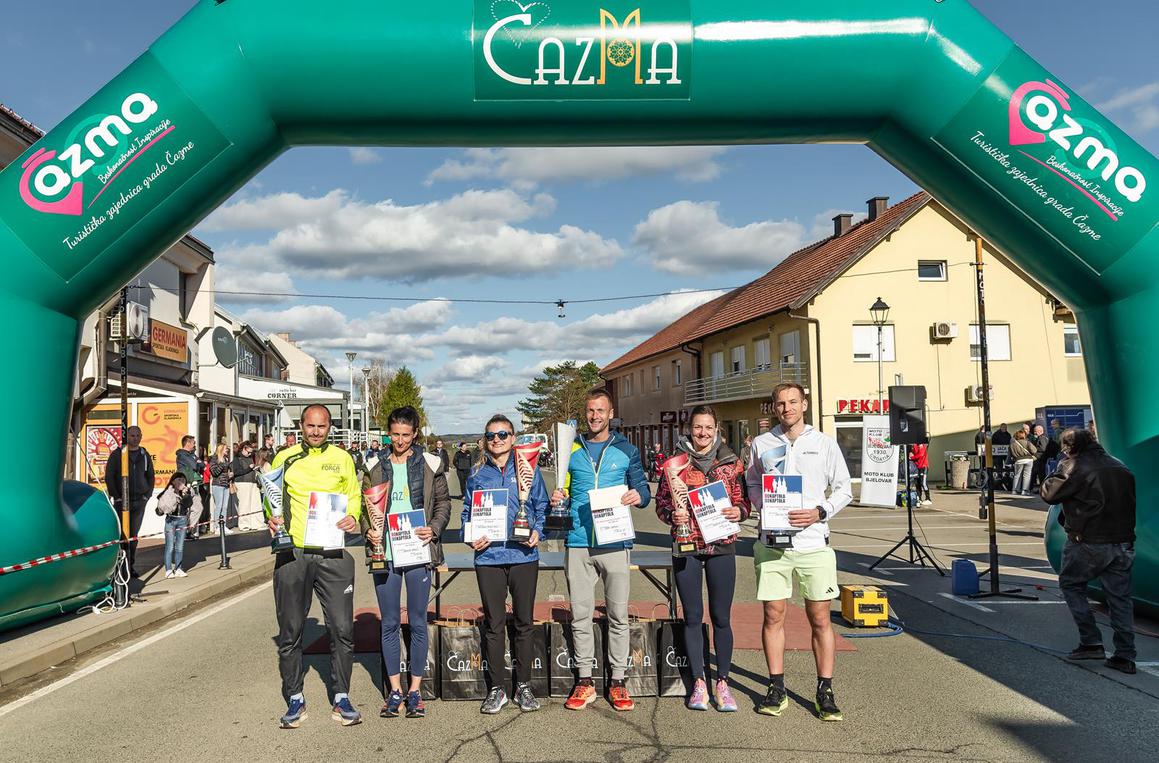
top-left (463, 414), bottom-right (547, 715)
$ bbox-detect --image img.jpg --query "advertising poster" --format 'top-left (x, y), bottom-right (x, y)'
top-left (135, 401), bottom-right (188, 488)
top-left (85, 425), bottom-right (122, 486)
top-left (859, 415), bottom-right (900, 507)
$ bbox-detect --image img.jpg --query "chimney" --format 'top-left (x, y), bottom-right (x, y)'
top-left (275, 332), bottom-right (291, 341)
top-left (833, 213), bottom-right (853, 237)
top-left (867, 196), bottom-right (889, 222)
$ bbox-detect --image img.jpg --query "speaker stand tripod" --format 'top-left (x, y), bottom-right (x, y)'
top-left (870, 445), bottom-right (945, 575)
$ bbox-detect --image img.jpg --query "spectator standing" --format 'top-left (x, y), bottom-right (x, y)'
top-left (208, 443), bottom-right (233, 535)
top-left (1009, 430), bottom-right (1037, 495)
top-left (991, 424), bottom-right (1012, 490)
top-left (1041, 428), bottom-right (1137, 674)
top-left (155, 472), bottom-right (193, 578)
top-left (740, 435), bottom-right (754, 471)
top-left (1029, 425), bottom-right (1052, 492)
top-left (453, 442), bottom-right (473, 500)
top-left (176, 435), bottom-right (206, 540)
top-left (432, 439), bottom-right (451, 475)
top-left (105, 425), bottom-right (154, 578)
top-left (909, 443), bottom-right (931, 505)
top-left (231, 441), bottom-right (264, 531)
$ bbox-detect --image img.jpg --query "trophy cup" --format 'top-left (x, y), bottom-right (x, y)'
top-left (257, 466), bottom-right (295, 553)
top-left (363, 481), bottom-right (390, 572)
top-left (512, 442), bottom-right (541, 542)
top-left (663, 453), bottom-right (697, 556)
top-left (545, 421), bottom-right (576, 532)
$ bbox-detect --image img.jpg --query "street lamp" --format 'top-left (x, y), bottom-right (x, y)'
top-left (870, 297), bottom-right (890, 406)
top-left (362, 366), bottom-right (372, 441)
top-left (345, 351), bottom-right (357, 439)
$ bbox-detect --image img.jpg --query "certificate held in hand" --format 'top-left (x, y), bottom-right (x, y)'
top-left (761, 474), bottom-right (802, 548)
top-left (466, 488), bottom-right (509, 544)
top-left (388, 509), bottom-right (431, 569)
top-left (588, 485), bottom-right (634, 546)
top-left (688, 480), bottom-right (740, 545)
top-left (304, 491), bottom-right (348, 550)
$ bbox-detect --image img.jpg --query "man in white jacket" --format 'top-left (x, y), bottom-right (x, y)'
top-left (746, 382), bottom-right (852, 722)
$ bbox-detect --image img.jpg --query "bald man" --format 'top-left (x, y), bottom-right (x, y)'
top-left (105, 425), bottom-right (155, 578)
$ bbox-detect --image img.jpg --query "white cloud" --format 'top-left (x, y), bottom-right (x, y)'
top-left (199, 189), bottom-right (622, 282)
top-left (427, 355), bottom-right (507, 384)
top-left (1095, 81), bottom-right (1159, 135)
top-left (349, 147), bottom-right (382, 165)
top-left (427, 146), bottom-right (728, 187)
top-left (633, 201), bottom-right (807, 275)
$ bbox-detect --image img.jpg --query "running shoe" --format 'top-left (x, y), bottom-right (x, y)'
top-left (174, 568), bottom-right (187, 578)
top-left (481, 687), bottom-right (508, 715)
top-left (1066, 644), bottom-right (1105, 661)
top-left (756, 684), bottom-right (788, 717)
top-left (331, 697), bottom-right (362, 726)
top-left (714, 679), bottom-right (738, 712)
top-left (405, 690), bottom-right (426, 718)
top-left (564, 682), bottom-right (597, 711)
top-left (380, 690), bottom-right (404, 718)
top-left (815, 687), bottom-right (844, 722)
top-left (1105, 656), bottom-right (1137, 674)
top-left (686, 679), bottom-right (709, 711)
top-left (164, 570), bottom-right (175, 579)
top-left (514, 683), bottom-right (541, 712)
top-left (609, 683), bottom-right (635, 712)
top-left (279, 697), bottom-right (307, 729)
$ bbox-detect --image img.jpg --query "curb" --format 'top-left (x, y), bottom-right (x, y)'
top-left (0, 552), bottom-right (276, 688)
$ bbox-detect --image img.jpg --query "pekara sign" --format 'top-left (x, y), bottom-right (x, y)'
top-left (474, 0), bottom-right (691, 100)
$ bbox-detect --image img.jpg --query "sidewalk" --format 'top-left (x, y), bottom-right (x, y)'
top-left (0, 528), bottom-right (275, 688)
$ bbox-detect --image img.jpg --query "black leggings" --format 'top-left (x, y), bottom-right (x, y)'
top-left (476, 561), bottom-right (539, 689)
top-left (673, 552), bottom-right (736, 680)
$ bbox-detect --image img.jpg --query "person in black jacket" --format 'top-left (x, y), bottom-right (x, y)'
top-left (105, 426), bottom-right (155, 578)
top-left (1041, 427), bottom-right (1137, 674)
top-left (175, 435), bottom-right (206, 539)
top-left (453, 442), bottom-right (473, 499)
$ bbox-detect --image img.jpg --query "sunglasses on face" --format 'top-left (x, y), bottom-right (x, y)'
top-left (485, 431), bottom-right (513, 441)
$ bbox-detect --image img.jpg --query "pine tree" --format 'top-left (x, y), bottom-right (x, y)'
top-left (379, 366), bottom-right (427, 429)
top-left (516, 361), bottom-right (602, 433)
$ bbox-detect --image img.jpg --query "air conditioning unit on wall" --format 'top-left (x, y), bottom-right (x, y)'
top-left (966, 384), bottom-right (995, 403)
top-left (931, 321), bottom-right (958, 340)
top-left (109, 302), bottom-right (149, 343)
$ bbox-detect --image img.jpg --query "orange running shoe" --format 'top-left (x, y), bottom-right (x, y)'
top-left (564, 683), bottom-right (597, 711)
top-left (609, 683), bottom-right (635, 712)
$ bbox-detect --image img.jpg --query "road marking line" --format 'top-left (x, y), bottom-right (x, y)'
top-left (840, 541), bottom-right (1042, 549)
top-left (937, 592), bottom-right (995, 612)
top-left (975, 600), bottom-right (1065, 605)
top-left (0, 581), bottom-right (271, 719)
top-left (1137, 662), bottom-right (1159, 678)
top-left (857, 562), bottom-right (892, 576)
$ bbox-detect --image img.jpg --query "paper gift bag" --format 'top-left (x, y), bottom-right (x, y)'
top-left (436, 615), bottom-right (486, 700)
top-left (501, 620), bottom-right (550, 696)
top-left (657, 617), bottom-right (710, 697)
top-left (548, 617), bottom-right (606, 697)
top-left (623, 609), bottom-right (660, 698)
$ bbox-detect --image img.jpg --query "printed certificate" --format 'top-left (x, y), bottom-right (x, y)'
top-left (388, 509), bottom-right (431, 568)
top-left (304, 491), bottom-right (348, 550)
top-left (761, 474), bottom-right (802, 534)
top-left (688, 480), bottom-right (740, 544)
top-left (466, 488), bottom-right (509, 543)
top-left (589, 485), bottom-right (634, 545)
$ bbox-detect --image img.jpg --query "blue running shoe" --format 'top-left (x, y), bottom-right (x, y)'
top-left (381, 690), bottom-right (404, 718)
top-left (405, 690), bottom-right (426, 718)
top-left (331, 697), bottom-right (362, 726)
top-left (280, 697), bottom-right (307, 729)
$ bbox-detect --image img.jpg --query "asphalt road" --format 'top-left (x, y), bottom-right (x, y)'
top-left (1, 482), bottom-right (1155, 762)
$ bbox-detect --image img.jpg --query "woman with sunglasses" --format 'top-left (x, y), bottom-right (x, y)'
top-left (655, 405), bottom-right (749, 712)
top-left (462, 415), bottom-right (548, 714)
top-left (362, 406), bottom-right (450, 719)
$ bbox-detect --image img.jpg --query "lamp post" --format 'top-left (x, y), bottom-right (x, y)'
top-left (870, 297), bottom-right (890, 407)
top-left (362, 366), bottom-right (372, 442)
top-left (345, 351), bottom-right (357, 440)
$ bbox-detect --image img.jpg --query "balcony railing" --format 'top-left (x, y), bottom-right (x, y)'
top-left (683, 363), bottom-right (809, 406)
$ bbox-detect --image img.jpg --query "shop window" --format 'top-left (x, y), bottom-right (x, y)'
top-left (852, 325), bottom-right (895, 362)
top-left (969, 324), bottom-right (1011, 361)
top-left (1063, 326), bottom-right (1082, 357)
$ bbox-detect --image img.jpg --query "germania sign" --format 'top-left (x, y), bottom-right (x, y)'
top-left (474, 0), bottom-right (691, 100)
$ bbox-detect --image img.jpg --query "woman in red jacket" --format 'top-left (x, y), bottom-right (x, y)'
top-left (909, 443), bottom-right (931, 505)
top-left (655, 405), bottom-right (750, 712)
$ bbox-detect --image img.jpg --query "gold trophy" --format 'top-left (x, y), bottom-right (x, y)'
top-left (512, 442), bottom-right (541, 542)
top-left (663, 453), bottom-right (697, 556)
top-left (363, 481), bottom-right (389, 572)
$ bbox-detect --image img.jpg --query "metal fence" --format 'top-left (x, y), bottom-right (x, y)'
top-left (683, 363), bottom-right (809, 406)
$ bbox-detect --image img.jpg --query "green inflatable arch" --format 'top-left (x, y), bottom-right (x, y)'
top-left (0, 0), bottom-right (1155, 628)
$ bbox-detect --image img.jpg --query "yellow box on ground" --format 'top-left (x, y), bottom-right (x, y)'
top-left (840, 584), bottom-right (889, 627)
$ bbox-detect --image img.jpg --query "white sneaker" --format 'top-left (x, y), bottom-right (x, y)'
top-left (921, 500), bottom-right (932, 506)
top-left (224, 528), bottom-right (234, 535)
top-left (164, 570), bottom-right (175, 579)
top-left (174, 568), bottom-right (187, 578)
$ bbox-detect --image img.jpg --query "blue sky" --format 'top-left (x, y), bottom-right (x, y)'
top-left (3, 1), bottom-right (1157, 432)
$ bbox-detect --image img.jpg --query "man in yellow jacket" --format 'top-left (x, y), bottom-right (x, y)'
top-left (267, 404), bottom-right (363, 729)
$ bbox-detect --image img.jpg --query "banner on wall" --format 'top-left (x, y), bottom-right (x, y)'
top-left (136, 401), bottom-right (188, 488)
top-left (859, 415), bottom-right (899, 507)
top-left (85, 425), bottom-right (122, 486)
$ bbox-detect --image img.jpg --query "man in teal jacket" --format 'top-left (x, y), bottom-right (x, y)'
top-left (551, 388), bottom-right (650, 712)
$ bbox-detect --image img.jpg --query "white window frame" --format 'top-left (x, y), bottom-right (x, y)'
top-left (672, 359), bottom-right (683, 386)
top-left (852, 324), bottom-right (896, 362)
top-left (969, 323), bottom-right (1012, 361)
top-left (710, 351), bottom-right (725, 378)
top-left (779, 330), bottom-right (800, 364)
top-left (622, 374), bottom-right (633, 397)
top-left (730, 345), bottom-right (746, 374)
top-left (754, 338), bottom-right (771, 371)
top-left (653, 365), bottom-right (662, 390)
top-left (1063, 326), bottom-right (1082, 357)
top-left (917, 260), bottom-right (948, 281)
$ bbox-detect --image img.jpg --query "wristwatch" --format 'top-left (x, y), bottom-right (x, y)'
top-left (816, 507), bottom-right (828, 522)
